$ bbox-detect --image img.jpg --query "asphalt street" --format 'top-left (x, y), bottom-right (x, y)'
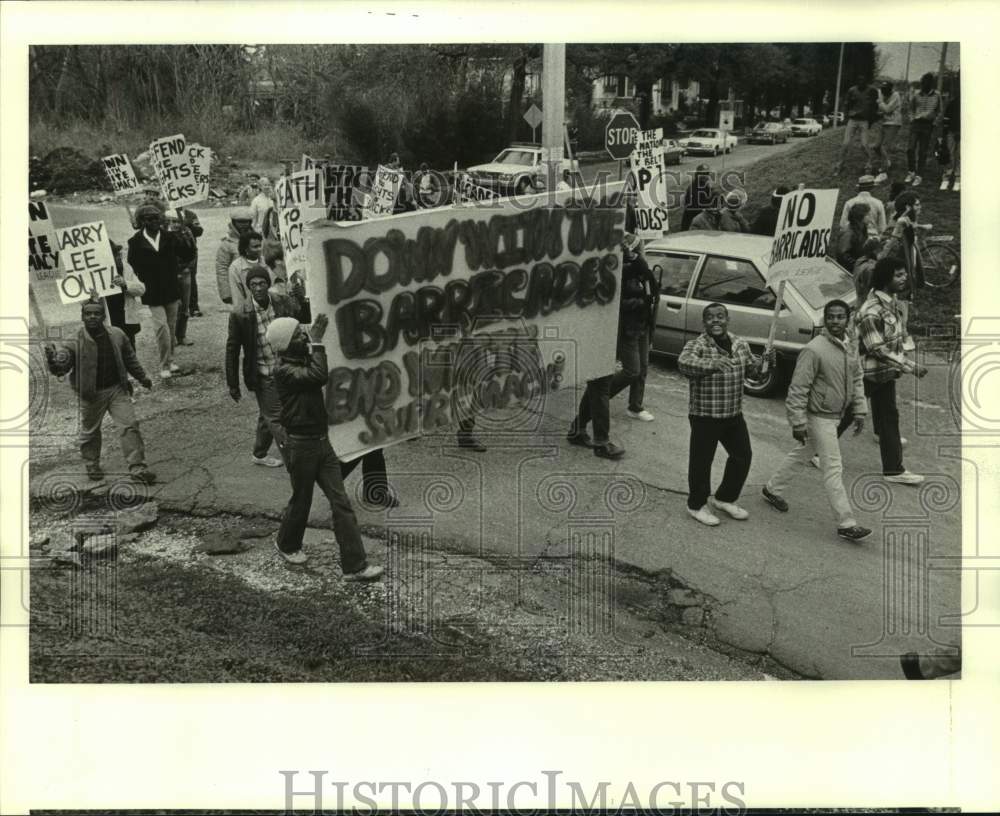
top-left (30, 155), bottom-right (962, 679)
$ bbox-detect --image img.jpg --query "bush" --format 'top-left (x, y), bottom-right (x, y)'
top-left (39, 147), bottom-right (108, 193)
top-left (646, 112), bottom-right (681, 137)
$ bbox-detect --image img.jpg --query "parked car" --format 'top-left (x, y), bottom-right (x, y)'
top-left (790, 117), bottom-right (823, 136)
top-left (466, 143), bottom-right (580, 195)
top-left (678, 128), bottom-right (738, 156)
top-left (663, 138), bottom-right (685, 165)
top-left (644, 231), bottom-right (857, 396)
top-left (821, 112), bottom-right (845, 127)
top-left (746, 121), bottom-right (791, 145)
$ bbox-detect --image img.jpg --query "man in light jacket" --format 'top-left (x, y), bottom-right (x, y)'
top-left (761, 299), bottom-right (871, 541)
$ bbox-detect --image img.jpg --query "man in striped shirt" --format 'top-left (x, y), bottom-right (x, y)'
top-left (856, 257), bottom-right (928, 484)
top-left (678, 303), bottom-right (774, 526)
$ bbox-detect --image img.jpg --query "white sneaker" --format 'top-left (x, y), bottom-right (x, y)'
top-left (912, 175), bottom-right (922, 187)
top-left (939, 177), bottom-right (950, 191)
top-left (810, 454), bottom-right (821, 469)
top-left (687, 505), bottom-right (721, 526)
top-left (159, 369), bottom-right (172, 379)
top-left (274, 540), bottom-right (308, 564)
top-left (627, 409), bottom-right (655, 422)
top-left (952, 176), bottom-right (960, 191)
top-left (885, 471), bottom-right (925, 485)
top-left (904, 172), bottom-right (915, 183)
top-left (252, 454), bottom-right (283, 468)
top-left (709, 496), bottom-right (749, 520)
top-left (345, 564), bottom-right (384, 582)
top-left (169, 363), bottom-right (180, 373)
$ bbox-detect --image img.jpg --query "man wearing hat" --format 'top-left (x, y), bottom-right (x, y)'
top-left (681, 164), bottom-right (714, 230)
top-left (127, 203), bottom-right (194, 379)
top-left (750, 185), bottom-right (791, 237)
top-left (216, 206), bottom-right (254, 304)
top-left (44, 295), bottom-right (156, 483)
top-left (226, 264), bottom-right (306, 468)
top-left (838, 175), bottom-right (887, 238)
top-left (265, 312), bottom-right (384, 580)
top-left (720, 189), bottom-right (750, 233)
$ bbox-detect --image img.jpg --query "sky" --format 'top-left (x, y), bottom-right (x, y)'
top-left (875, 42), bottom-right (960, 81)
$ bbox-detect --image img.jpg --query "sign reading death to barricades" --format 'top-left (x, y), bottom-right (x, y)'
top-left (305, 184), bottom-right (627, 461)
top-left (148, 133), bottom-right (207, 208)
top-left (362, 165), bottom-right (404, 220)
top-left (768, 188), bottom-right (838, 285)
top-left (628, 127), bottom-right (669, 239)
top-left (275, 169), bottom-right (327, 280)
top-left (101, 153), bottom-right (140, 196)
top-left (53, 220), bottom-right (119, 304)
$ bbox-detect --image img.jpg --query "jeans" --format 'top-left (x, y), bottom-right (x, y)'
top-left (175, 270), bottom-right (192, 341)
top-left (879, 123), bottom-right (902, 169)
top-left (79, 384), bottom-right (146, 470)
top-left (340, 449), bottom-right (391, 504)
top-left (189, 257), bottom-right (200, 313)
top-left (276, 434), bottom-right (368, 574)
top-left (687, 414), bottom-right (752, 510)
top-left (252, 375), bottom-right (285, 460)
top-left (610, 331), bottom-right (649, 412)
top-left (148, 300), bottom-right (179, 370)
top-left (864, 378), bottom-right (904, 475)
top-left (767, 415), bottom-right (857, 528)
top-left (907, 120), bottom-right (934, 174)
top-left (571, 375), bottom-right (613, 444)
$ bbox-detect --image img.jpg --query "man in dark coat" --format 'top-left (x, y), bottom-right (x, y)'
top-left (681, 164), bottom-right (714, 230)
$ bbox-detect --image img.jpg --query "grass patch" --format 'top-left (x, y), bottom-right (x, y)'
top-left (704, 127), bottom-right (961, 342)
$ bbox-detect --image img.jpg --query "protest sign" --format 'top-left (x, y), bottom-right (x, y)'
top-left (362, 165), bottom-right (404, 220)
top-left (28, 200), bottom-right (61, 285)
top-left (275, 169), bottom-right (327, 281)
top-left (52, 221), bottom-right (119, 304)
top-left (628, 128), bottom-right (669, 239)
top-left (454, 178), bottom-right (499, 206)
top-left (304, 183), bottom-right (627, 460)
top-left (325, 164), bottom-right (365, 221)
top-left (148, 133), bottom-right (206, 208)
top-left (101, 154), bottom-right (140, 196)
top-left (187, 143), bottom-right (212, 203)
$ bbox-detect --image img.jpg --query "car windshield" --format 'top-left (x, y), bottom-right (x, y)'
top-left (784, 260), bottom-right (856, 309)
top-left (494, 150), bottom-right (537, 166)
top-left (757, 123), bottom-right (779, 131)
top-left (690, 130), bottom-right (717, 138)
top-left (792, 119), bottom-right (810, 125)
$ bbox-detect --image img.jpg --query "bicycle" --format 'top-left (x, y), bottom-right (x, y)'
top-left (914, 225), bottom-right (960, 289)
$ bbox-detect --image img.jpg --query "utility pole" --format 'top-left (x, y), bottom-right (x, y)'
top-left (936, 42), bottom-right (949, 96)
top-left (542, 43), bottom-right (566, 192)
top-left (904, 42), bottom-right (912, 84)
top-left (832, 42), bottom-right (845, 126)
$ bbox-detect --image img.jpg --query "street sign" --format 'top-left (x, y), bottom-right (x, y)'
top-left (719, 110), bottom-right (734, 132)
top-left (523, 104), bottom-right (543, 130)
top-left (605, 111), bottom-right (640, 160)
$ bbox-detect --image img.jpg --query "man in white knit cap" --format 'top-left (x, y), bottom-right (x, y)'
top-left (265, 313), bottom-right (383, 580)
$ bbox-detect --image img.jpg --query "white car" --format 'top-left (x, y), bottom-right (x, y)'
top-left (790, 117), bottom-right (823, 136)
top-left (466, 144), bottom-right (580, 195)
top-left (678, 128), bottom-right (738, 156)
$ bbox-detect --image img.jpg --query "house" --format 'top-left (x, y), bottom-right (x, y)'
top-left (590, 74), bottom-right (702, 115)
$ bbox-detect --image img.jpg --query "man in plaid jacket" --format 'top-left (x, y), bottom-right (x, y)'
top-left (678, 302), bottom-right (774, 526)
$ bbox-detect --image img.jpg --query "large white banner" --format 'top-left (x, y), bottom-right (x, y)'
top-left (305, 185), bottom-right (627, 460)
top-left (275, 169), bottom-right (327, 281)
top-left (629, 128), bottom-right (669, 239)
top-left (768, 188), bottom-right (839, 285)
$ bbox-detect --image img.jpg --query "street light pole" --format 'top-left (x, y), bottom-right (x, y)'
top-left (542, 43), bottom-right (566, 192)
top-left (937, 42), bottom-right (949, 96)
top-left (832, 42), bottom-right (845, 126)
top-left (904, 42), bottom-right (912, 84)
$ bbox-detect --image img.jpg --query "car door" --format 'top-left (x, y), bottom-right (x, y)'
top-left (646, 250), bottom-right (701, 356)
top-left (685, 254), bottom-right (790, 349)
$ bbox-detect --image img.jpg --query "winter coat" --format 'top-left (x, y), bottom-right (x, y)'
top-left (785, 331), bottom-right (866, 430)
top-left (215, 221), bottom-right (242, 302)
top-left (618, 255), bottom-right (660, 338)
top-left (52, 325), bottom-right (148, 401)
top-left (126, 229), bottom-right (192, 306)
top-left (225, 293), bottom-right (305, 393)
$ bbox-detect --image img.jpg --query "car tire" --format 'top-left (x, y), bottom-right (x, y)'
top-left (743, 351), bottom-right (783, 398)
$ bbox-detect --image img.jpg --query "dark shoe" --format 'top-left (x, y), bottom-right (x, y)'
top-left (85, 463), bottom-right (104, 481)
top-left (566, 429), bottom-right (593, 448)
top-left (837, 525), bottom-right (873, 542)
top-left (456, 433), bottom-right (486, 452)
top-left (593, 441), bottom-right (625, 460)
top-left (364, 487), bottom-right (401, 509)
top-left (190, 310), bottom-right (203, 318)
top-left (131, 468), bottom-right (157, 485)
top-left (761, 485), bottom-right (788, 512)
top-left (345, 564), bottom-right (384, 582)
top-left (900, 652), bottom-right (925, 680)
top-left (177, 338), bottom-right (195, 346)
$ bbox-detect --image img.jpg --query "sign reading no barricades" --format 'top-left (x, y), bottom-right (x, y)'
top-left (628, 127), bottom-right (669, 239)
top-left (148, 133), bottom-right (207, 208)
top-left (304, 184), bottom-right (628, 461)
top-left (101, 154), bottom-right (140, 196)
top-left (275, 169), bottom-right (327, 281)
top-left (767, 188), bottom-right (838, 285)
top-left (362, 165), bottom-right (404, 220)
top-left (53, 220), bottom-right (119, 304)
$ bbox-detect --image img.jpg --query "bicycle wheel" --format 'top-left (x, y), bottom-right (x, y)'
top-left (922, 243), bottom-right (961, 288)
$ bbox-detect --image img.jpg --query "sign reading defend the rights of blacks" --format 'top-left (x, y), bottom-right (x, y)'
top-left (305, 184), bottom-right (627, 461)
top-left (148, 133), bottom-right (207, 208)
top-left (768, 188), bottom-right (838, 285)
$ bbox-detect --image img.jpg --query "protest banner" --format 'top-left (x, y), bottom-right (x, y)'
top-left (28, 200), bottom-right (61, 285)
top-left (101, 154), bottom-right (140, 197)
top-left (362, 164), bottom-right (404, 220)
top-left (325, 164), bottom-right (365, 221)
top-left (761, 187), bottom-right (839, 369)
top-left (454, 178), bottom-right (499, 206)
top-left (304, 183), bottom-right (628, 461)
top-left (187, 143), bottom-right (212, 203)
top-left (275, 169), bottom-right (327, 281)
top-left (628, 127), bottom-right (669, 239)
top-left (52, 221), bottom-right (119, 304)
top-left (148, 133), bottom-right (206, 208)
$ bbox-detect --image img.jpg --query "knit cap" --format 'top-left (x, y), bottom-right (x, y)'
top-left (265, 317), bottom-right (299, 354)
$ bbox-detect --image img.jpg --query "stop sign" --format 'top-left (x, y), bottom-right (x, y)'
top-left (605, 111), bottom-right (640, 160)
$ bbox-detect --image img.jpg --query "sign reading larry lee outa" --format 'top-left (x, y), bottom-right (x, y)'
top-left (305, 188), bottom-right (627, 461)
